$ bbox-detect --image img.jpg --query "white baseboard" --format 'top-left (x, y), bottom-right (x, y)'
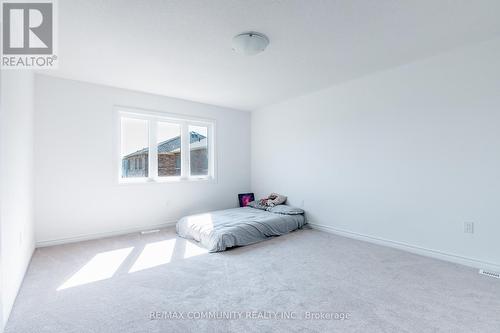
top-left (309, 222), bottom-right (500, 272)
top-left (35, 220), bottom-right (178, 248)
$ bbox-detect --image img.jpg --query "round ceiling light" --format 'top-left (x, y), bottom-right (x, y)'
top-left (232, 32), bottom-right (269, 56)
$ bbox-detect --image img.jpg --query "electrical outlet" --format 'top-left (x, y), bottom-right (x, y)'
top-left (464, 222), bottom-right (474, 234)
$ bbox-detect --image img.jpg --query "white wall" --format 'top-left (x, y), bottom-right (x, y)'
top-left (35, 75), bottom-right (250, 244)
top-left (252, 37), bottom-right (500, 270)
top-left (0, 71), bottom-right (36, 329)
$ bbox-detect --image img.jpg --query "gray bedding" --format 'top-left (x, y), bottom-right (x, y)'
top-left (176, 207), bottom-right (306, 252)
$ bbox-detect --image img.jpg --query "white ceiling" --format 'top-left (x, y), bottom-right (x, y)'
top-left (43, 0), bottom-right (500, 111)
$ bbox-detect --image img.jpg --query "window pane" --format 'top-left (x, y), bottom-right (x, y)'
top-left (157, 122), bottom-right (181, 177)
top-left (121, 118), bottom-right (149, 178)
top-left (189, 125), bottom-right (208, 176)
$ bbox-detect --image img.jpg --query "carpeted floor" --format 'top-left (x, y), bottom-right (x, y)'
top-left (5, 228), bottom-right (500, 332)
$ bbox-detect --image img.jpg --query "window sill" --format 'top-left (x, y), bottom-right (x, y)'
top-left (117, 176), bottom-right (215, 185)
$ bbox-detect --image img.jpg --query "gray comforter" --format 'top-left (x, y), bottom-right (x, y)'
top-left (176, 207), bottom-right (306, 252)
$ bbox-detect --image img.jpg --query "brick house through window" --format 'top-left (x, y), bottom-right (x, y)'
top-left (121, 131), bottom-right (207, 178)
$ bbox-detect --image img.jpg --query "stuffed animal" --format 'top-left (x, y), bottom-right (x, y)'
top-left (259, 193), bottom-right (287, 207)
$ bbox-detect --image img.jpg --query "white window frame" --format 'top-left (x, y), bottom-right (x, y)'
top-left (115, 106), bottom-right (216, 184)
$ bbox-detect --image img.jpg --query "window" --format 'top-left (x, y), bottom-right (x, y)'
top-left (157, 122), bottom-right (181, 177)
top-left (117, 107), bottom-right (215, 182)
top-left (120, 118), bottom-right (149, 178)
top-left (189, 125), bottom-right (209, 176)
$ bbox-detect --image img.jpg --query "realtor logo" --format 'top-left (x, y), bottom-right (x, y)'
top-left (1, 0), bottom-right (57, 68)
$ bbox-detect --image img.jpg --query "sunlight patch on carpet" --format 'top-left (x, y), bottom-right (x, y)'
top-left (129, 240), bottom-right (176, 273)
top-left (58, 247), bottom-right (133, 290)
top-left (183, 241), bottom-right (208, 258)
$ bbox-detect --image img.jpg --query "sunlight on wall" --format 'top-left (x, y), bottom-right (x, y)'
top-left (57, 247), bottom-right (133, 290)
top-left (184, 241), bottom-right (209, 258)
top-left (129, 239), bottom-right (176, 273)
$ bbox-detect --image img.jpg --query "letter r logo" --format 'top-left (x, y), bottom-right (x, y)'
top-left (2, 2), bottom-right (53, 54)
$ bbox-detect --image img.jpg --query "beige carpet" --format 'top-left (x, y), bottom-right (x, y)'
top-left (5, 228), bottom-right (500, 332)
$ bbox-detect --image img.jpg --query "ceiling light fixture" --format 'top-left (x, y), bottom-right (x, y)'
top-left (232, 32), bottom-right (269, 56)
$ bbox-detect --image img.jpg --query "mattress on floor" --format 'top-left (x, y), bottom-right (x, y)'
top-left (176, 207), bottom-right (306, 252)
